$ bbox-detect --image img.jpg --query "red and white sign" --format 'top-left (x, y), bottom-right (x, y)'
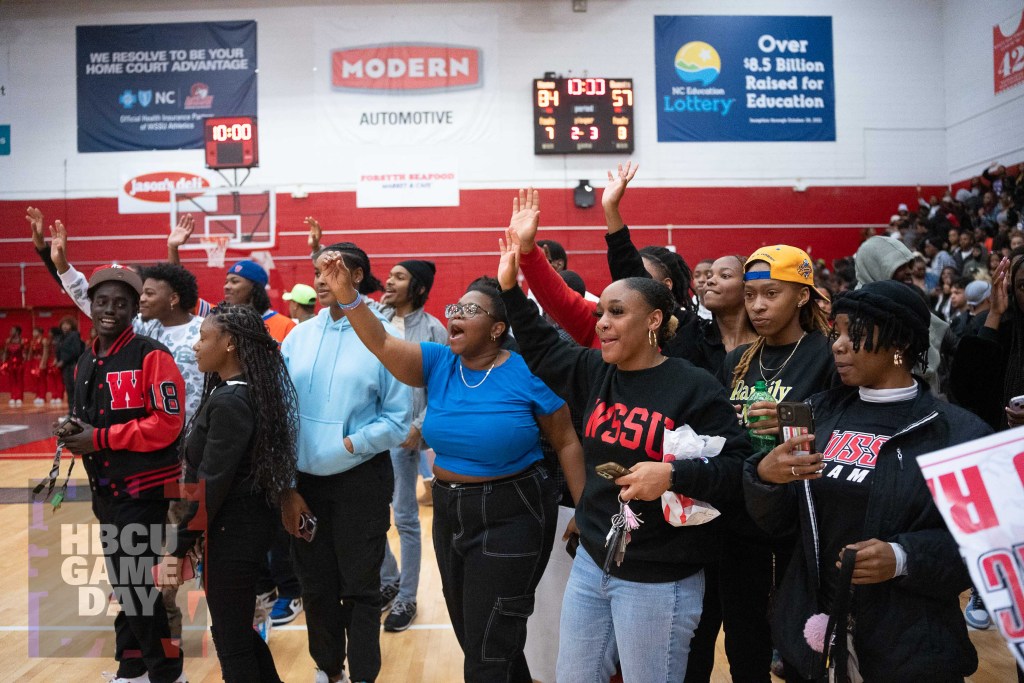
top-left (918, 427), bottom-right (1024, 669)
top-left (356, 155), bottom-right (458, 208)
top-left (331, 44), bottom-right (481, 92)
top-left (994, 10), bottom-right (1024, 94)
top-left (118, 168), bottom-right (216, 214)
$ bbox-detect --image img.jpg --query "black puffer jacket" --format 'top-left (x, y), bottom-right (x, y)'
top-left (743, 382), bottom-right (991, 682)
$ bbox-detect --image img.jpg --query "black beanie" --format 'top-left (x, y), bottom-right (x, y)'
top-left (833, 280), bottom-right (930, 350)
top-left (396, 259), bottom-right (436, 293)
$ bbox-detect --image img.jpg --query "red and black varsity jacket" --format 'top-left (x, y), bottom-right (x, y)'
top-left (73, 327), bottom-right (185, 499)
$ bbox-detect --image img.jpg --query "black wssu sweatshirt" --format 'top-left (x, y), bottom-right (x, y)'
top-left (501, 287), bottom-right (752, 582)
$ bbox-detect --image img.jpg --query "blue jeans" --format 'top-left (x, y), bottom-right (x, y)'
top-left (380, 446), bottom-right (422, 604)
top-left (556, 545), bottom-right (704, 683)
top-left (418, 448), bottom-right (434, 480)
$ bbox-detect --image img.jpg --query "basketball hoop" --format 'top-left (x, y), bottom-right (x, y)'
top-left (200, 237), bottom-right (230, 268)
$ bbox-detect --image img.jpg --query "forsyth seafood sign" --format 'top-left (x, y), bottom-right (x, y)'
top-left (331, 44), bottom-right (481, 92)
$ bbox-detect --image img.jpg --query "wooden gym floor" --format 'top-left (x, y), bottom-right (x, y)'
top-left (0, 401), bottom-right (1016, 682)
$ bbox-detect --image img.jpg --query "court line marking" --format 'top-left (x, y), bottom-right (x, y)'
top-left (0, 624), bottom-right (453, 631)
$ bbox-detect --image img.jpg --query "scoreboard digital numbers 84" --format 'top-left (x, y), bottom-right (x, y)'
top-left (534, 78), bottom-right (634, 154)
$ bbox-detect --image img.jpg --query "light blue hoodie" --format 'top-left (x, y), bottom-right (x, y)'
top-left (282, 306), bottom-right (411, 476)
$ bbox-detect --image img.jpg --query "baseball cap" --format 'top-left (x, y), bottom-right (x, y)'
top-left (965, 280), bottom-right (991, 307)
top-left (227, 260), bottom-right (268, 287)
top-left (890, 214), bottom-right (902, 225)
top-left (283, 283), bottom-right (317, 306)
top-left (745, 245), bottom-right (826, 300)
top-left (87, 264), bottom-right (143, 298)
top-left (898, 203), bottom-right (909, 212)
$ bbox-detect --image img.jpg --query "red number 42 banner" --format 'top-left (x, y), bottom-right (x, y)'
top-left (994, 10), bottom-right (1024, 94)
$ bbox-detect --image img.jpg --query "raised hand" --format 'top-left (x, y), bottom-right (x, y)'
top-left (508, 188), bottom-right (540, 253)
top-left (26, 207), bottom-right (45, 249)
top-left (167, 213), bottom-right (195, 249)
top-left (990, 257), bottom-right (1010, 318)
top-left (602, 161), bottom-right (638, 211)
top-left (49, 220), bottom-right (70, 273)
top-left (305, 216), bottom-right (322, 253)
top-left (318, 250), bottom-right (357, 302)
top-left (497, 226), bottom-right (522, 291)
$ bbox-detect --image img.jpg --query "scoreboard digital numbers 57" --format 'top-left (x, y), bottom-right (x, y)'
top-left (534, 78), bottom-right (634, 154)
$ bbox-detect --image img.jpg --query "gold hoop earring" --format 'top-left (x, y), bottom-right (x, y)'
top-left (893, 350), bottom-right (903, 367)
top-left (648, 329), bottom-right (657, 347)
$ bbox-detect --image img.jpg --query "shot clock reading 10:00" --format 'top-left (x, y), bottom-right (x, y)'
top-left (211, 122), bottom-right (253, 141)
top-left (534, 77), bottom-right (634, 154)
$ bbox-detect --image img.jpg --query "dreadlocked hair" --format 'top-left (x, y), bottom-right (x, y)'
top-left (186, 304), bottom-right (298, 504)
top-left (730, 287), bottom-right (831, 390)
top-left (829, 292), bottom-right (930, 372)
top-left (639, 246), bottom-right (696, 315)
top-left (1003, 254), bottom-right (1024, 411)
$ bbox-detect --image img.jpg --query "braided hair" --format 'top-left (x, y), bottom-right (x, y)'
top-left (639, 246), bottom-right (696, 315)
top-left (188, 304), bottom-right (298, 503)
top-left (1003, 254), bottom-right (1024, 409)
top-left (730, 291), bottom-right (831, 390)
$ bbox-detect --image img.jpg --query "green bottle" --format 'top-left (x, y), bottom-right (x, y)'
top-left (745, 380), bottom-right (778, 452)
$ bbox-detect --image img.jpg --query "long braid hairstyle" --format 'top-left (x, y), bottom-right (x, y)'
top-left (1002, 254), bottom-right (1024, 411)
top-left (730, 288), bottom-right (831, 390)
top-left (188, 304), bottom-right (298, 503)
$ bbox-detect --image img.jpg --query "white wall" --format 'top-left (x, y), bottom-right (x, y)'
top-left (0, 0), bottom-right (957, 199)
top-left (942, 0), bottom-right (1024, 182)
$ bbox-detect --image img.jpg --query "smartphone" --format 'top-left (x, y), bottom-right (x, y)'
top-left (53, 416), bottom-right (84, 439)
top-left (298, 511), bottom-right (318, 542)
top-left (1010, 394), bottom-right (1024, 411)
top-left (595, 462), bottom-right (631, 480)
top-left (777, 402), bottom-right (814, 456)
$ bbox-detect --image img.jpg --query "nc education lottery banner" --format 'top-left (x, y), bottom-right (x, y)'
top-left (654, 16), bottom-right (835, 142)
top-left (77, 22), bottom-right (257, 153)
top-left (917, 427), bottom-right (1024, 670)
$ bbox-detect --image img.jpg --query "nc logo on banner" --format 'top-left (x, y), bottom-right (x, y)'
top-left (137, 90), bottom-right (153, 108)
top-left (119, 90), bottom-right (137, 109)
top-left (675, 41), bottom-right (721, 86)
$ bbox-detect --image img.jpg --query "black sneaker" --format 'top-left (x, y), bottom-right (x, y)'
top-left (383, 600), bottom-right (416, 632)
top-left (380, 583), bottom-right (399, 613)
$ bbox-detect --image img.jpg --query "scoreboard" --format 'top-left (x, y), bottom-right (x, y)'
top-left (534, 78), bottom-right (634, 154)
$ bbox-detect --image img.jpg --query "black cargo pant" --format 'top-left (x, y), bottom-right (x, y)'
top-left (432, 463), bottom-right (557, 683)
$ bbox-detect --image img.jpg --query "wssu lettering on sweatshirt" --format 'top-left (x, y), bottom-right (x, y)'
top-left (501, 287), bottom-right (752, 583)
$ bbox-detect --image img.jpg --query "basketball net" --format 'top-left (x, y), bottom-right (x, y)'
top-left (200, 237), bottom-right (230, 268)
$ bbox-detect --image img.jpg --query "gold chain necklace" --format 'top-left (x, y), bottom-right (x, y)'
top-left (758, 332), bottom-right (807, 383)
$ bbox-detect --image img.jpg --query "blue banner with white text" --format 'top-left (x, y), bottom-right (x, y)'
top-left (655, 16), bottom-right (835, 142)
top-left (77, 21), bottom-right (257, 152)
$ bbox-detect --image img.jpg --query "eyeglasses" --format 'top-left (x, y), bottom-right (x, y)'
top-left (445, 303), bottom-right (495, 319)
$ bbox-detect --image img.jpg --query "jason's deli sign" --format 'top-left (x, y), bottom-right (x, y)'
top-left (331, 44), bottom-right (481, 92)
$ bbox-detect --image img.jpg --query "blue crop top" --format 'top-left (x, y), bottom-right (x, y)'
top-left (419, 342), bottom-right (564, 477)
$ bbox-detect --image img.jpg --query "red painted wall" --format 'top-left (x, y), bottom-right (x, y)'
top-left (0, 184), bottom-right (939, 322)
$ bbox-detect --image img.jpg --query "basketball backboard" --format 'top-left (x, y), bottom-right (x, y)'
top-left (170, 185), bottom-right (276, 251)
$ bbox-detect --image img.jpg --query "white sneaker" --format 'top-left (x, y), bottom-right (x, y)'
top-left (101, 673), bottom-right (151, 683)
top-left (14, 399), bottom-right (22, 407)
top-left (313, 670), bottom-right (350, 683)
top-left (7, 399), bottom-right (13, 407)
top-left (33, 397), bottom-right (44, 406)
